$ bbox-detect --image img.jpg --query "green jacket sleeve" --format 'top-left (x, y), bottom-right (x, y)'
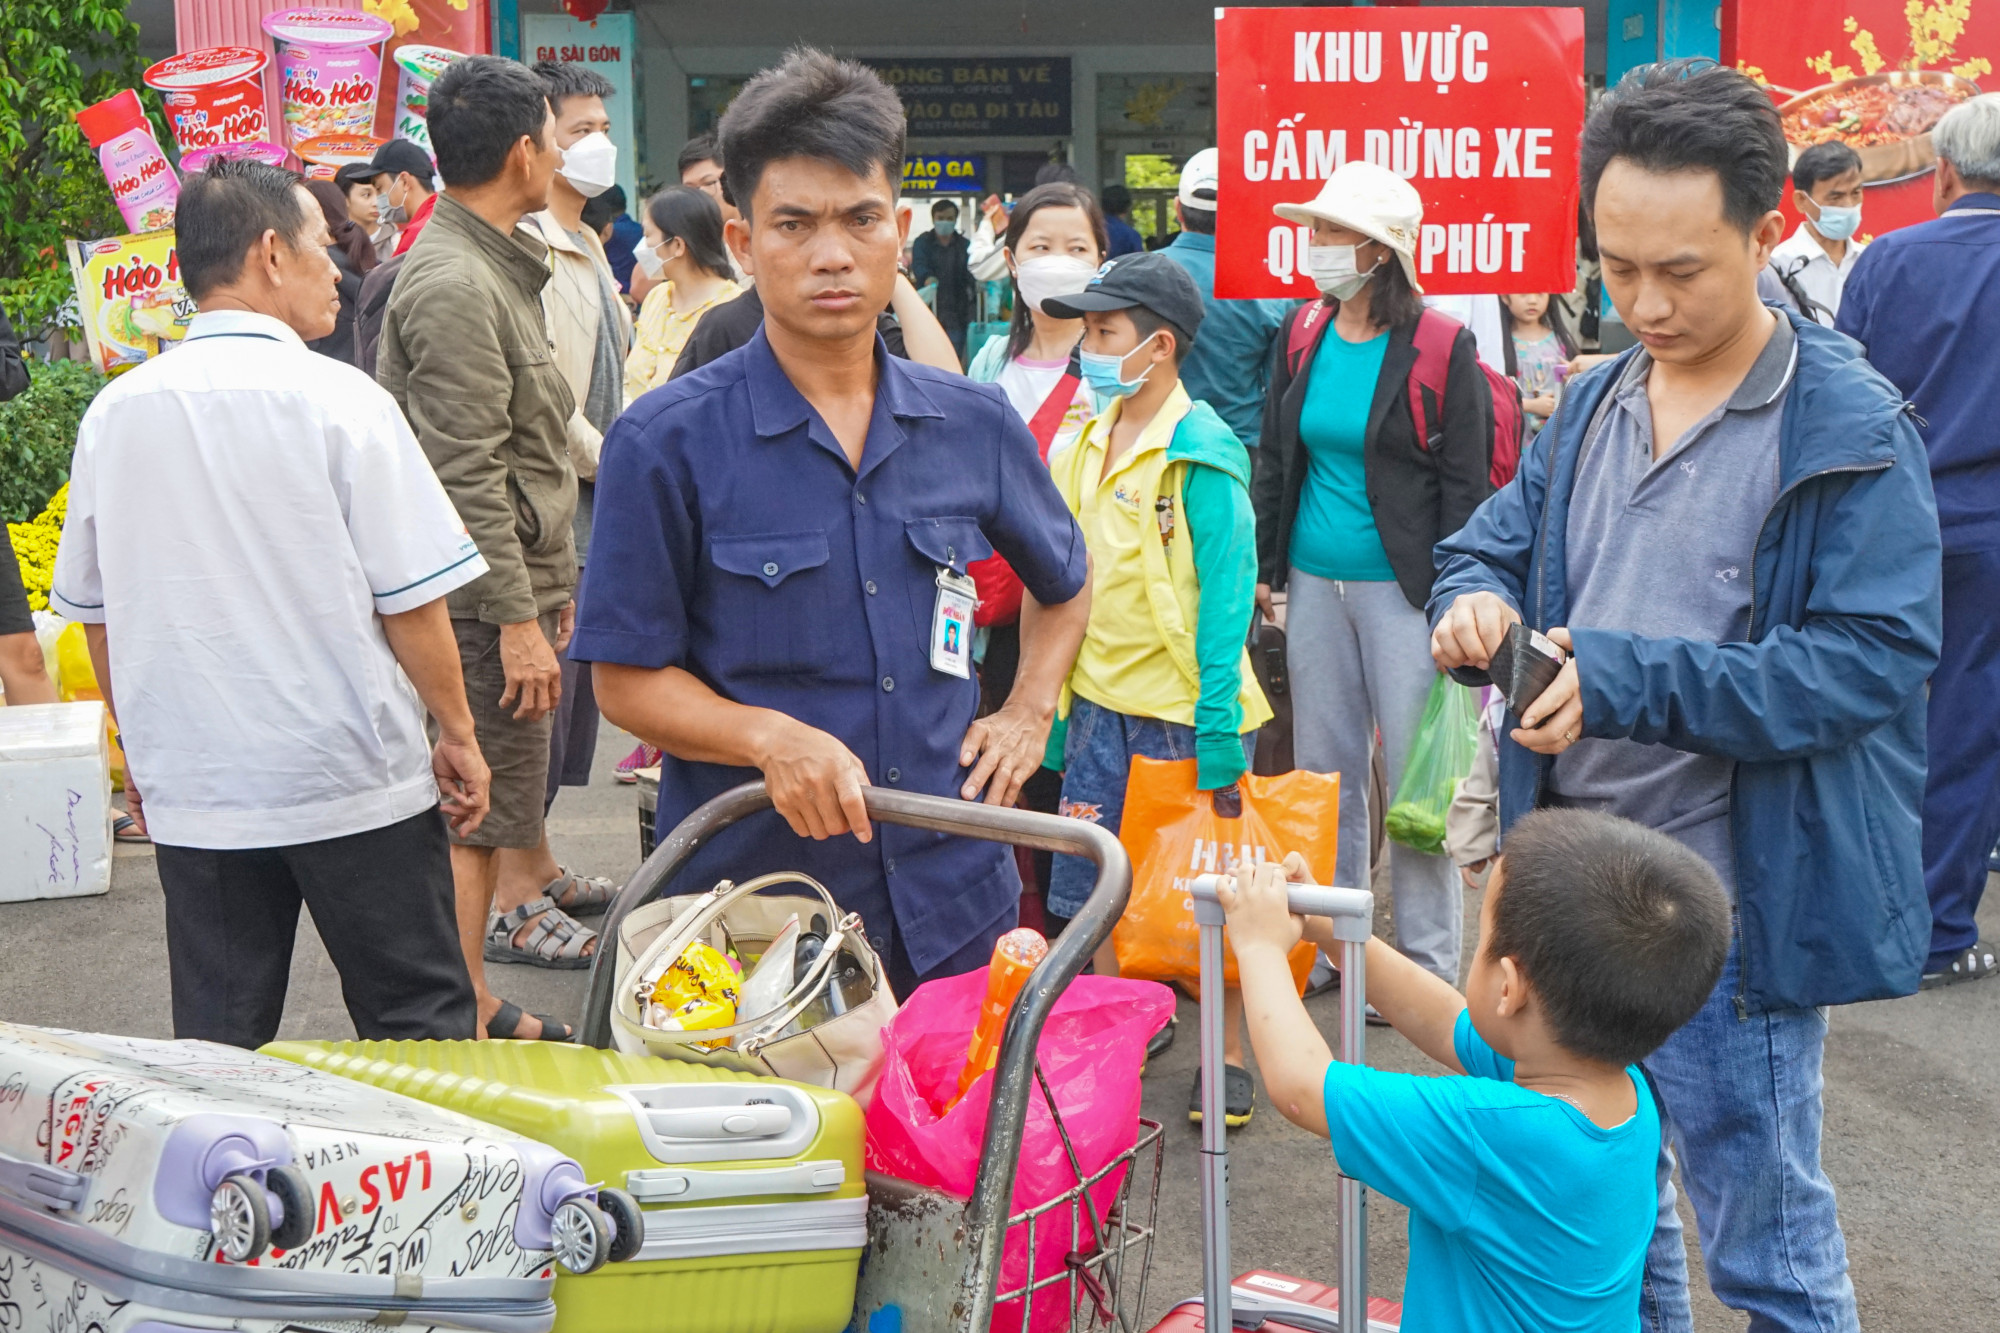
top-left (1183, 462), bottom-right (1257, 789)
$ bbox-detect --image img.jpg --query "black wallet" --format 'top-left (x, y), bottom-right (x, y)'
top-left (1488, 623), bottom-right (1567, 717)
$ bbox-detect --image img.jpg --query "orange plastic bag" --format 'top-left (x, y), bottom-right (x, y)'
top-left (1112, 756), bottom-right (1339, 989)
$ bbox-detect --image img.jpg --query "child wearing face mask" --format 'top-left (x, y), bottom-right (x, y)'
top-left (1038, 251), bottom-right (1274, 1128)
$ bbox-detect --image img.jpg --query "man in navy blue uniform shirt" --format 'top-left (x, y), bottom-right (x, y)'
top-left (1837, 93), bottom-right (2000, 988)
top-left (574, 49), bottom-right (1091, 996)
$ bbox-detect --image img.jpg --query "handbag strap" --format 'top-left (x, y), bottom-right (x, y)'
top-left (737, 912), bottom-right (867, 1056)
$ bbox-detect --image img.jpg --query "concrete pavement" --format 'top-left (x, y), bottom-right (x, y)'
top-left (3, 725), bottom-right (1994, 1329)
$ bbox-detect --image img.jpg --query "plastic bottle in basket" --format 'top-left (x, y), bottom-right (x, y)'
top-left (955, 927), bottom-right (1049, 1101)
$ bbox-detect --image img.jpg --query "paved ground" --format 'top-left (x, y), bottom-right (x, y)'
top-left (4, 724), bottom-right (1996, 1329)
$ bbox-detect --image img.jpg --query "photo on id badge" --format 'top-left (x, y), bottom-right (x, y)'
top-left (932, 566), bottom-right (975, 678)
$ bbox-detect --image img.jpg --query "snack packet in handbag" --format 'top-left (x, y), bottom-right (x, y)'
top-left (643, 938), bottom-right (740, 1044)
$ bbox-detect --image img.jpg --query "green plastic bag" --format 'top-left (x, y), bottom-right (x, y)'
top-left (1384, 676), bottom-right (1481, 855)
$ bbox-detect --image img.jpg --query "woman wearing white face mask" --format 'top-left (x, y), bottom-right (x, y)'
top-left (960, 182), bottom-right (1109, 915)
top-left (1254, 160), bottom-right (1495, 986)
top-left (622, 185), bottom-right (742, 402)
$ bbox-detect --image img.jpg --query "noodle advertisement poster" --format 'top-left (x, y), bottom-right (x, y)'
top-left (1726, 0), bottom-right (1994, 233)
top-left (1212, 7), bottom-right (1587, 299)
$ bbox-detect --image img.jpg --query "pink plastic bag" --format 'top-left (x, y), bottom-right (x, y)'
top-left (865, 970), bottom-right (1174, 1333)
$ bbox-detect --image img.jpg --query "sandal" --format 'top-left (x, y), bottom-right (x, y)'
top-left (486, 999), bottom-right (574, 1042)
top-left (1921, 940), bottom-right (1999, 989)
top-left (484, 895), bottom-right (599, 970)
top-left (113, 814), bottom-right (150, 844)
top-left (614, 743), bottom-right (661, 784)
top-left (545, 868), bottom-right (616, 917)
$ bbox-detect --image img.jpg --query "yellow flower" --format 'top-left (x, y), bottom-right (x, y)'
top-left (1954, 56), bottom-right (1995, 78)
top-left (363, 0), bottom-right (421, 38)
top-left (1807, 50), bottom-right (1858, 81)
top-left (1850, 26), bottom-right (1886, 76)
top-left (9, 484), bottom-right (69, 614)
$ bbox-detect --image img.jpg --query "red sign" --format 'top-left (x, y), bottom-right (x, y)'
top-left (1214, 7), bottom-right (1585, 298)
top-left (1725, 0), bottom-right (1993, 236)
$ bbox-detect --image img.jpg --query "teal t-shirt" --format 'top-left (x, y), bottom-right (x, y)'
top-left (1320, 1010), bottom-right (1659, 1332)
top-left (1289, 330), bottom-right (1395, 581)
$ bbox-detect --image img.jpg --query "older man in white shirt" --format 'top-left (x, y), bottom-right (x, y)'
top-left (1764, 141), bottom-right (1867, 325)
top-left (52, 156), bottom-right (495, 1049)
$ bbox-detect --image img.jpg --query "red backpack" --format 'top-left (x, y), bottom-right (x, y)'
top-left (1286, 299), bottom-right (1525, 489)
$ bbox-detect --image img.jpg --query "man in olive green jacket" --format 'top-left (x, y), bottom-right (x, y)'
top-left (376, 56), bottom-right (587, 1042)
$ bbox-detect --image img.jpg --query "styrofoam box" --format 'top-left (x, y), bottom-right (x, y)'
top-left (0, 701), bottom-right (112, 902)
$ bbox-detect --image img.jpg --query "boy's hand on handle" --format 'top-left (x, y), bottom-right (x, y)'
top-left (1432, 591), bottom-right (1522, 672)
top-left (1512, 627), bottom-right (1582, 755)
top-left (1217, 860), bottom-right (1305, 960)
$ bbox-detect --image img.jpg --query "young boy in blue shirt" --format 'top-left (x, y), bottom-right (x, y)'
top-left (1221, 809), bottom-right (1731, 1330)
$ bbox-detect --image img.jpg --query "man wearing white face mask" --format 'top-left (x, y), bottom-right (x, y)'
top-left (1764, 142), bottom-right (1867, 325)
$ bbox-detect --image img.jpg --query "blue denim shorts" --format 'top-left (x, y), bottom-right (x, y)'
top-left (1045, 697), bottom-right (1252, 920)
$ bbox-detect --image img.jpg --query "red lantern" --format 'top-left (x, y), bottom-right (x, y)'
top-left (561, 0), bottom-right (608, 20)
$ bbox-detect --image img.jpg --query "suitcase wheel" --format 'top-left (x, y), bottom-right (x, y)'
top-left (266, 1165), bottom-right (315, 1251)
top-left (209, 1173), bottom-right (272, 1264)
top-left (549, 1197), bottom-right (613, 1275)
top-left (596, 1186), bottom-right (645, 1264)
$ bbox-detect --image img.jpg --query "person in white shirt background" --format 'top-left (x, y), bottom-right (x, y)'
top-left (51, 156), bottom-right (491, 1049)
top-left (1763, 141), bottom-right (1867, 325)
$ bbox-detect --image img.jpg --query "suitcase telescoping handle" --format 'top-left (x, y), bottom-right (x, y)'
top-left (580, 780), bottom-right (1131, 1333)
top-left (1187, 873), bottom-right (1375, 1333)
top-left (0, 1145), bottom-right (87, 1212)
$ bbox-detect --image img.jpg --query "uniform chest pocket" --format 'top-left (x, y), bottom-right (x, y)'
top-left (710, 530), bottom-right (834, 675)
top-left (902, 516), bottom-right (991, 643)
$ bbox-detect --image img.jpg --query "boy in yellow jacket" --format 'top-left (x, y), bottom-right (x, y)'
top-left (1041, 253), bottom-right (1270, 1126)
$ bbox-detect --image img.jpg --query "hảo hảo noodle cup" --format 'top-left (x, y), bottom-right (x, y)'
top-left (260, 7), bottom-right (394, 150)
top-left (296, 132), bottom-right (384, 181)
top-left (144, 46), bottom-right (271, 155)
top-left (393, 45), bottom-right (463, 155)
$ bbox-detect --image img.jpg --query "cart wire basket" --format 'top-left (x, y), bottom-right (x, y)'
top-left (580, 782), bottom-right (1151, 1333)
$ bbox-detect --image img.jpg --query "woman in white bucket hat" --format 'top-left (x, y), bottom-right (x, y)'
top-left (1252, 159), bottom-right (1495, 984)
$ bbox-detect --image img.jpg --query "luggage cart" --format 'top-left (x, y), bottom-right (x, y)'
top-left (580, 783), bottom-right (1162, 1333)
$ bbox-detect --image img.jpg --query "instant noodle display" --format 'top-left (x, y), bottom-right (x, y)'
top-left (74, 90), bottom-right (179, 236)
top-left (142, 47), bottom-right (270, 156)
top-left (64, 230), bottom-right (193, 374)
top-left (295, 132), bottom-right (386, 180)
top-left (261, 7), bottom-right (394, 151)
top-left (1727, 0), bottom-right (1993, 231)
top-left (177, 141), bottom-right (290, 173)
top-left (392, 44), bottom-right (462, 153)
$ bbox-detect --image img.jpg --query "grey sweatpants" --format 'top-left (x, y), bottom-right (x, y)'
top-left (1286, 570), bottom-right (1463, 982)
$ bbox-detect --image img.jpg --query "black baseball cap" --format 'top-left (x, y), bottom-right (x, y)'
top-left (1041, 252), bottom-right (1206, 341)
top-left (365, 138), bottom-right (434, 183)
top-left (332, 162), bottom-right (378, 192)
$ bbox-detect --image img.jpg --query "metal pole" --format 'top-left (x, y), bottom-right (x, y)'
top-left (1335, 920), bottom-right (1372, 1330)
top-left (1193, 893), bottom-right (1230, 1333)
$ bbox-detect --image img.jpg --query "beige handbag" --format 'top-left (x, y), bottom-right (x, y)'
top-left (610, 871), bottom-right (898, 1102)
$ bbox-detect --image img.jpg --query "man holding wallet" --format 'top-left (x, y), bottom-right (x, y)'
top-left (1428, 65), bottom-right (1941, 1332)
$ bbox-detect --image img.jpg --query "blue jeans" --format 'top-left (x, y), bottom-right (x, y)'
top-left (1640, 938), bottom-right (1858, 1333)
top-left (1045, 697), bottom-right (1252, 920)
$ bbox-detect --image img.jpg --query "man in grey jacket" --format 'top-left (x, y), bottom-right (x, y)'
top-left (377, 55), bottom-right (585, 1041)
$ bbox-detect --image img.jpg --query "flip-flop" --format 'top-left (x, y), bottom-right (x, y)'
top-left (113, 814), bottom-right (150, 844)
top-left (487, 999), bottom-right (574, 1042)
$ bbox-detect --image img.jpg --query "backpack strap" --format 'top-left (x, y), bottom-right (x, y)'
top-left (1770, 257), bottom-right (1834, 327)
top-left (1406, 308), bottom-right (1460, 451)
top-left (1285, 298), bottom-right (1336, 377)
top-left (1023, 346), bottom-right (1083, 459)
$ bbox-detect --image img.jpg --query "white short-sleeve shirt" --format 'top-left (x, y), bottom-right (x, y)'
top-left (51, 310), bottom-right (487, 849)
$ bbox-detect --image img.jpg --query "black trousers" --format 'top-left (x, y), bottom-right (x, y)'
top-left (155, 808), bottom-right (476, 1049)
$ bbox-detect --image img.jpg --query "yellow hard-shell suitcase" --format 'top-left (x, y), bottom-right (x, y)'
top-left (262, 1040), bottom-right (866, 1333)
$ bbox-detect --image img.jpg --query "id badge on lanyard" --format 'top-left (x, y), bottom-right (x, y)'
top-left (930, 567), bottom-right (977, 678)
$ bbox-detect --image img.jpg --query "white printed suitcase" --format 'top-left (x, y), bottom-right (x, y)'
top-left (0, 1024), bottom-right (641, 1333)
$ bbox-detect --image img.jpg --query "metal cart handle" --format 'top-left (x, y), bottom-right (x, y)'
top-left (578, 781), bottom-right (1131, 1329)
